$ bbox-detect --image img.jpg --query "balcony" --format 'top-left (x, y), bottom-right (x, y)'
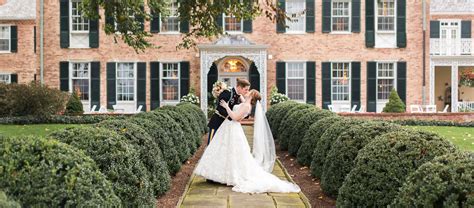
top-left (430, 38), bottom-right (473, 56)
top-left (431, 0), bottom-right (474, 14)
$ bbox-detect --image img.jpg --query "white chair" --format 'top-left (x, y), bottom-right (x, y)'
top-left (112, 105), bottom-right (124, 113)
top-left (98, 105), bottom-right (108, 113)
top-left (350, 105), bottom-right (358, 113)
top-left (339, 105), bottom-right (352, 113)
top-left (328, 105), bottom-right (334, 112)
top-left (84, 105), bottom-right (97, 114)
top-left (425, 105), bottom-right (437, 113)
top-left (439, 105), bottom-right (449, 113)
top-left (410, 105), bottom-right (423, 113)
top-left (135, 105), bottom-right (143, 113)
top-left (357, 105), bottom-right (365, 113)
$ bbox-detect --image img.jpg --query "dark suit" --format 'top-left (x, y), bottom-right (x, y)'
top-left (207, 87), bottom-right (241, 144)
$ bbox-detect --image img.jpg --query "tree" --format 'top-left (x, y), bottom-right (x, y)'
top-left (382, 89), bottom-right (406, 113)
top-left (80, 0), bottom-right (287, 52)
top-left (65, 90), bottom-right (84, 115)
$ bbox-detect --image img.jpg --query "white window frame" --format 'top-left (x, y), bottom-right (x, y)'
top-left (331, 0), bottom-right (351, 33)
top-left (116, 62), bottom-right (137, 103)
top-left (69, 62), bottom-right (91, 103)
top-left (285, 61), bottom-right (306, 102)
top-left (69, 0), bottom-right (89, 34)
top-left (222, 13), bottom-right (243, 34)
top-left (330, 62), bottom-right (351, 103)
top-left (375, 0), bottom-right (396, 34)
top-left (0, 73), bottom-right (11, 84)
top-left (376, 62), bottom-right (397, 101)
top-left (160, 62), bottom-right (181, 104)
top-left (160, 0), bottom-right (180, 34)
top-left (286, 0), bottom-right (306, 34)
top-left (0, 25), bottom-right (11, 53)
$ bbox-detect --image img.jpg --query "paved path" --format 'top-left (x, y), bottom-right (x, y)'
top-left (177, 125), bottom-right (310, 208)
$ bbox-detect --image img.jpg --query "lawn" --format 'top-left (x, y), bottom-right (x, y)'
top-left (0, 124), bottom-right (82, 138)
top-left (406, 126), bottom-right (474, 152)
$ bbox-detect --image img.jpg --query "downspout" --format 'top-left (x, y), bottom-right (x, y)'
top-left (422, 0), bottom-right (426, 105)
top-left (40, 0), bottom-right (44, 84)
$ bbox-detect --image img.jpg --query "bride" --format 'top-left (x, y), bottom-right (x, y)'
top-left (194, 89), bottom-right (301, 193)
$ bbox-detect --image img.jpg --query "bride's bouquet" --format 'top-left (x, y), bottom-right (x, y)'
top-left (212, 81), bottom-right (229, 98)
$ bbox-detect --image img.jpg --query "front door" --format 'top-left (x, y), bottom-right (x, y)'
top-left (440, 21), bottom-right (460, 56)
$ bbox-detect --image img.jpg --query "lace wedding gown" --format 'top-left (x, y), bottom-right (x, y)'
top-left (194, 105), bottom-right (301, 193)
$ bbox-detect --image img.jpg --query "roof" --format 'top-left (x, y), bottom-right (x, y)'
top-left (0, 0), bottom-right (36, 20)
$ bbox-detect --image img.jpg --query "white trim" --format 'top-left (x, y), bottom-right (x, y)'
top-left (330, 0), bottom-right (352, 33)
top-left (222, 13), bottom-right (244, 34)
top-left (285, 0), bottom-right (306, 33)
top-left (0, 73), bottom-right (12, 84)
top-left (160, 62), bottom-right (181, 104)
top-left (69, 62), bottom-right (91, 108)
top-left (0, 25), bottom-right (11, 53)
top-left (285, 61), bottom-right (306, 102)
top-left (374, 0), bottom-right (397, 48)
top-left (375, 62), bottom-right (397, 112)
top-left (330, 62), bottom-right (352, 103)
top-left (116, 62), bottom-right (137, 103)
top-left (159, 0), bottom-right (181, 34)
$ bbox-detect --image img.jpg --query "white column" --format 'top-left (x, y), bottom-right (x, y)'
top-left (429, 60), bottom-right (435, 105)
top-left (451, 62), bottom-right (459, 112)
top-left (200, 51), bottom-right (207, 114)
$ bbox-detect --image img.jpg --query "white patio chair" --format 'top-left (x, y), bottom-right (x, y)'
top-left (135, 105), bottom-right (143, 113)
top-left (439, 105), bottom-right (449, 113)
top-left (84, 105), bottom-right (97, 114)
top-left (410, 105), bottom-right (423, 113)
top-left (328, 105), bottom-right (335, 112)
top-left (425, 105), bottom-right (437, 113)
top-left (350, 105), bottom-right (358, 113)
top-left (357, 105), bottom-right (365, 113)
top-left (98, 105), bottom-right (108, 113)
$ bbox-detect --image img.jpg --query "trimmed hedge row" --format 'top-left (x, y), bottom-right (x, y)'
top-left (0, 191), bottom-right (20, 208)
top-left (277, 104), bottom-right (313, 149)
top-left (0, 115), bottom-right (129, 125)
top-left (390, 119), bottom-right (474, 127)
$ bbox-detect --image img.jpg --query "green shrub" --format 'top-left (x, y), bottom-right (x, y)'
top-left (65, 91), bottom-right (84, 115)
top-left (391, 119), bottom-right (474, 127)
top-left (0, 136), bottom-right (120, 206)
top-left (0, 191), bottom-right (20, 208)
top-left (177, 103), bottom-right (207, 134)
top-left (382, 89), bottom-right (406, 113)
top-left (162, 105), bottom-right (202, 148)
top-left (179, 90), bottom-right (200, 106)
top-left (0, 115), bottom-right (129, 125)
top-left (269, 86), bottom-right (289, 105)
top-left (391, 152), bottom-right (474, 207)
top-left (128, 117), bottom-right (181, 174)
top-left (49, 126), bottom-right (155, 206)
top-left (310, 118), bottom-right (364, 178)
top-left (288, 109), bottom-right (334, 156)
top-left (158, 106), bottom-right (200, 154)
top-left (96, 119), bottom-right (171, 196)
top-left (277, 103), bottom-right (313, 147)
top-left (337, 129), bottom-right (458, 207)
top-left (267, 101), bottom-right (298, 139)
top-left (297, 116), bottom-right (342, 166)
top-left (320, 121), bottom-right (401, 197)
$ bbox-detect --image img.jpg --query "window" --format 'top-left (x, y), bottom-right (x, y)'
top-left (286, 62), bottom-right (305, 101)
top-left (332, 1), bottom-right (351, 32)
top-left (161, 63), bottom-right (180, 102)
top-left (116, 63), bottom-right (135, 102)
top-left (0, 26), bottom-right (10, 52)
top-left (286, 0), bottom-right (306, 32)
top-left (377, 63), bottom-right (395, 100)
top-left (0, 74), bottom-right (10, 84)
top-left (161, 0), bottom-right (179, 32)
top-left (331, 62), bottom-right (350, 101)
top-left (71, 63), bottom-right (90, 101)
top-left (224, 14), bottom-right (242, 33)
top-left (70, 0), bottom-right (89, 33)
top-left (377, 0), bottom-right (395, 32)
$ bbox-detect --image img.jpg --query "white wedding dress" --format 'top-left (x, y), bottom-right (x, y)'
top-left (194, 103), bottom-right (301, 193)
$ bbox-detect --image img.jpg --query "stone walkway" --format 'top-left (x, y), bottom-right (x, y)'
top-left (177, 125), bottom-right (310, 208)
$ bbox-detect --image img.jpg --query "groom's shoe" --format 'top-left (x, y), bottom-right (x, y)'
top-left (206, 179), bottom-right (221, 184)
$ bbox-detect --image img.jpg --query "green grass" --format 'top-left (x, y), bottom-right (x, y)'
top-left (0, 124), bottom-right (83, 138)
top-left (406, 126), bottom-right (474, 152)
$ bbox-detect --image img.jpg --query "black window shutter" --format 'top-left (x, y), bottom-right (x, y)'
top-left (137, 62), bottom-right (146, 111)
top-left (10, 26), bottom-right (17, 53)
top-left (243, 3), bottom-right (253, 33)
top-left (136, 6), bottom-right (145, 31)
top-left (60, 61), bottom-right (69, 92)
top-left (151, 11), bottom-right (160, 33)
top-left (180, 19), bottom-right (189, 33)
top-left (89, 16), bottom-right (99, 48)
top-left (249, 63), bottom-right (260, 91)
top-left (90, 62), bottom-right (100, 108)
top-left (397, 62), bottom-right (407, 105)
top-left (34, 26), bottom-right (36, 53)
top-left (306, 0), bottom-right (315, 33)
top-left (322, 0), bottom-right (331, 33)
top-left (352, 0), bottom-right (361, 32)
top-left (216, 14), bottom-right (223, 31)
top-left (351, 62), bottom-right (361, 110)
top-left (276, 0), bottom-right (286, 33)
top-left (10, 74), bottom-right (18, 83)
top-left (321, 62), bottom-right (331, 109)
top-left (150, 62), bottom-right (160, 110)
top-left (107, 62), bottom-right (116, 109)
top-left (430, 21), bottom-right (440, 38)
top-left (365, 0), bottom-right (375, 47)
top-left (276, 62), bottom-right (286, 94)
top-left (397, 0), bottom-right (407, 48)
top-left (180, 61), bottom-right (190, 98)
top-left (208, 63), bottom-right (218, 94)
top-left (367, 62), bottom-right (377, 112)
top-left (105, 8), bottom-right (115, 29)
top-left (60, 0), bottom-right (69, 48)
top-left (306, 61), bottom-right (316, 104)
top-left (461, 20), bottom-right (472, 38)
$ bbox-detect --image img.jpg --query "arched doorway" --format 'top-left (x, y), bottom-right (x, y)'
top-left (217, 57), bottom-right (249, 87)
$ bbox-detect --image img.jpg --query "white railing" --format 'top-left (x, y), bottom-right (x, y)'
top-left (430, 38), bottom-right (473, 56)
top-left (458, 101), bottom-right (474, 112)
top-left (431, 0), bottom-right (474, 14)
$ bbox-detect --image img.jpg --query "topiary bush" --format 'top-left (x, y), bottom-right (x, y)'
top-left (96, 119), bottom-right (171, 196)
top-left (337, 129), bottom-right (458, 207)
top-left (158, 106), bottom-right (198, 154)
top-left (288, 108), bottom-right (335, 156)
top-left (382, 89), bottom-right (406, 113)
top-left (128, 117), bottom-right (182, 174)
top-left (162, 105), bottom-right (202, 149)
top-left (277, 103), bottom-right (313, 149)
top-left (177, 103), bottom-right (207, 134)
top-left (391, 152), bottom-right (474, 207)
top-left (320, 121), bottom-right (401, 197)
top-left (267, 101), bottom-right (298, 139)
top-left (0, 191), bottom-right (20, 208)
top-left (0, 136), bottom-right (120, 206)
top-left (49, 126), bottom-right (155, 207)
top-left (65, 90), bottom-right (84, 115)
top-left (297, 116), bottom-right (342, 166)
top-left (310, 118), bottom-right (364, 178)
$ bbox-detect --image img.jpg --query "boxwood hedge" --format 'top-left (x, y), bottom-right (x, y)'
top-left (96, 119), bottom-right (171, 196)
top-left (391, 152), bottom-right (474, 207)
top-left (158, 107), bottom-right (199, 154)
top-left (0, 136), bottom-right (120, 206)
top-left (337, 129), bottom-right (458, 207)
top-left (320, 121), bottom-right (401, 197)
top-left (49, 126), bottom-right (155, 207)
top-left (162, 105), bottom-right (203, 148)
top-left (0, 191), bottom-right (20, 208)
top-left (177, 103), bottom-right (207, 134)
top-left (277, 104), bottom-right (313, 149)
top-left (268, 101), bottom-right (298, 139)
top-left (297, 116), bottom-right (342, 166)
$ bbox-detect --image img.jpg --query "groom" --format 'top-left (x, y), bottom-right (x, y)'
top-left (207, 78), bottom-right (250, 145)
